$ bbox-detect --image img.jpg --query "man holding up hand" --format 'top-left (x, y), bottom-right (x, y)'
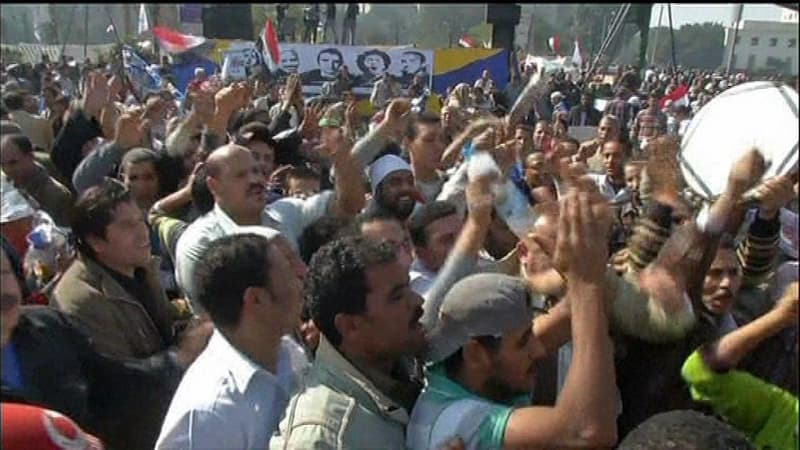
top-left (407, 179), bottom-right (619, 449)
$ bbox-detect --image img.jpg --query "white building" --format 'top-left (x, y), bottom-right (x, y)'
top-left (723, 14), bottom-right (799, 75)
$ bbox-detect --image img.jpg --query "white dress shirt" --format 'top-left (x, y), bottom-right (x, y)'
top-left (156, 331), bottom-right (297, 450)
top-left (175, 192), bottom-right (333, 306)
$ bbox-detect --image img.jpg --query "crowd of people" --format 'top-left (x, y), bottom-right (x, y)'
top-left (0, 46), bottom-right (798, 450)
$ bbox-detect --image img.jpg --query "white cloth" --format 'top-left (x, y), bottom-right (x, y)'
top-left (368, 154), bottom-right (412, 193)
top-left (409, 259), bottom-right (438, 298)
top-left (156, 331), bottom-right (296, 450)
top-left (587, 173), bottom-right (625, 202)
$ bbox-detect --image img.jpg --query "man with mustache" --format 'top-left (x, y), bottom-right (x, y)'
top-left (270, 236), bottom-right (427, 448)
top-left (174, 139), bottom-right (365, 310)
top-left (365, 153), bottom-right (419, 221)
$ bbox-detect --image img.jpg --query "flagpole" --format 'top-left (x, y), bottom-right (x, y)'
top-left (84, 5), bottom-right (89, 60)
top-left (650, 4), bottom-right (664, 66)
top-left (667, 3), bottom-right (677, 71)
top-left (105, 5), bottom-right (143, 104)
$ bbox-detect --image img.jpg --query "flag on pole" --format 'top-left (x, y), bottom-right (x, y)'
top-left (458, 35), bottom-right (477, 48)
top-left (547, 34), bottom-right (560, 56)
top-left (571, 39), bottom-right (582, 67)
top-left (32, 5), bottom-right (51, 43)
top-left (152, 26), bottom-right (208, 54)
top-left (122, 45), bottom-right (162, 99)
top-left (259, 19), bottom-right (281, 73)
top-left (660, 84), bottom-right (690, 109)
top-left (138, 4), bottom-right (150, 35)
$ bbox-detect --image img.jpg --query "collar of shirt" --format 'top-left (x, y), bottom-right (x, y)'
top-left (211, 203), bottom-right (282, 236)
top-left (204, 329), bottom-right (290, 393)
top-left (424, 363), bottom-right (529, 408)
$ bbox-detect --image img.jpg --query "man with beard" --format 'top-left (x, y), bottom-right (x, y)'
top-left (270, 236), bottom-right (427, 448)
top-left (407, 184), bottom-right (619, 450)
top-left (175, 141), bottom-right (364, 309)
top-left (365, 154), bottom-right (418, 221)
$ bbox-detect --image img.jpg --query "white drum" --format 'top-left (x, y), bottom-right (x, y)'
top-left (679, 81), bottom-right (798, 201)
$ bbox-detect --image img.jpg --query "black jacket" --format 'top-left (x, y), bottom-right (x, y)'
top-left (50, 109), bottom-right (104, 183)
top-left (1, 306), bottom-right (183, 450)
top-left (567, 105), bottom-right (602, 127)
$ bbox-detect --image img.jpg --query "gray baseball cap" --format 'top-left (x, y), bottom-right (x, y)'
top-left (425, 273), bottom-right (547, 364)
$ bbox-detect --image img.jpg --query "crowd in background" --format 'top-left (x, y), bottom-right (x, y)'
top-left (0, 46), bottom-right (798, 450)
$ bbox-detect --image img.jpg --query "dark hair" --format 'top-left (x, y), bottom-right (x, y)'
top-left (305, 236), bottom-right (397, 346)
top-left (2, 92), bottom-right (25, 111)
top-left (617, 410), bottom-right (754, 450)
top-left (235, 122), bottom-right (277, 148)
top-left (191, 165), bottom-right (215, 215)
top-left (120, 147), bottom-right (159, 173)
top-left (194, 234), bottom-right (273, 328)
top-left (408, 201), bottom-right (458, 248)
top-left (284, 165), bottom-right (321, 185)
top-left (402, 50), bottom-right (426, 66)
top-left (353, 208), bottom-right (404, 234)
top-left (71, 179), bottom-right (134, 259)
top-left (298, 216), bottom-right (353, 264)
top-left (356, 50), bottom-right (391, 78)
top-left (238, 108), bottom-right (272, 130)
top-left (317, 48), bottom-right (344, 65)
top-left (558, 136), bottom-right (581, 149)
top-left (2, 133), bottom-right (34, 155)
top-left (404, 112), bottom-right (440, 141)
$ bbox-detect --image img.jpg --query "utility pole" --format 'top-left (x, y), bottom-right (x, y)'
top-left (667, 3), bottom-right (677, 71)
top-left (725, 4), bottom-right (744, 74)
top-left (650, 4), bottom-right (664, 66)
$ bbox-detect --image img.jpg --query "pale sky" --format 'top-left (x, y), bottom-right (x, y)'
top-left (649, 3), bottom-right (789, 27)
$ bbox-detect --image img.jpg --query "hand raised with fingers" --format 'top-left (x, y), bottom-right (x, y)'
top-left (114, 109), bottom-right (151, 150)
top-left (83, 71), bottom-right (110, 119)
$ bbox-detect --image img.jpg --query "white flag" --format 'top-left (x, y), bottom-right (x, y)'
top-left (138, 4), bottom-right (150, 34)
top-left (32, 5), bottom-right (51, 43)
top-left (572, 40), bottom-right (582, 67)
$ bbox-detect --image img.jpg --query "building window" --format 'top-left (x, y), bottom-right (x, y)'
top-left (790, 38), bottom-right (797, 48)
top-left (751, 37), bottom-right (759, 46)
top-left (769, 38), bottom-right (778, 47)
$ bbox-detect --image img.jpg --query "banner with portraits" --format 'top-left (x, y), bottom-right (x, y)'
top-left (276, 44), bottom-right (434, 96)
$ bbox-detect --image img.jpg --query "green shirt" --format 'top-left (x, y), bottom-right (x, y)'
top-left (682, 349), bottom-right (799, 450)
top-left (407, 363), bottom-right (530, 450)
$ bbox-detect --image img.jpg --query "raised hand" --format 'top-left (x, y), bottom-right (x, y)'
top-left (299, 102), bottom-right (324, 139)
top-left (83, 71), bottom-right (110, 119)
top-left (774, 281), bottom-right (799, 327)
top-left (726, 148), bottom-right (767, 199)
top-left (114, 109), bottom-right (151, 150)
top-left (552, 178), bottom-right (612, 281)
top-left (749, 174), bottom-right (796, 219)
top-left (379, 98), bottom-right (412, 140)
top-left (465, 170), bottom-right (496, 228)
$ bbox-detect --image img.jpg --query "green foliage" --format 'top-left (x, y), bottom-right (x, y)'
top-left (646, 22), bottom-right (725, 69)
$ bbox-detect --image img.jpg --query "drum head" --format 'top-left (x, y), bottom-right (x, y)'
top-left (679, 81), bottom-right (798, 201)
